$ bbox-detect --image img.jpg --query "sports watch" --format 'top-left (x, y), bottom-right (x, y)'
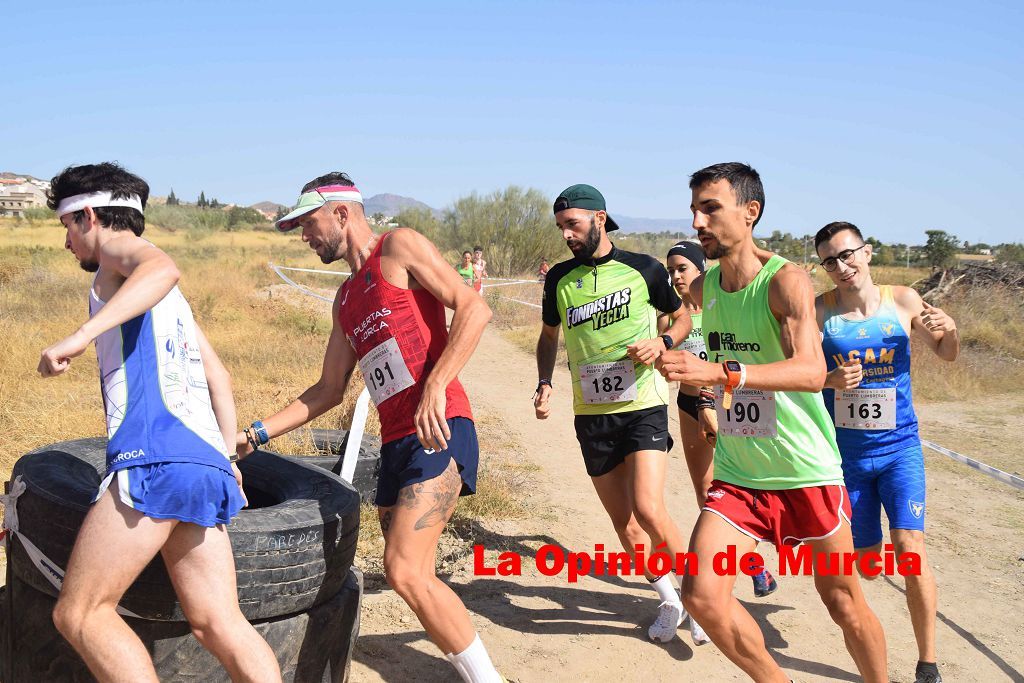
top-left (722, 360), bottom-right (745, 410)
top-left (660, 334), bottom-right (674, 351)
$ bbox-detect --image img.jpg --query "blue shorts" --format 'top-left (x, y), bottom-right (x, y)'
top-left (841, 442), bottom-right (926, 548)
top-left (95, 462), bottom-right (244, 527)
top-left (375, 417), bottom-right (478, 508)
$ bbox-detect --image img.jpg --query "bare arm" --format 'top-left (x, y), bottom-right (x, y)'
top-left (656, 265), bottom-right (826, 391)
top-left (534, 323), bottom-right (560, 419)
top-left (390, 229), bottom-right (493, 450)
top-left (237, 289), bottom-right (358, 455)
top-left (39, 237), bottom-right (181, 377)
top-left (899, 287), bottom-right (960, 362)
top-left (194, 324), bottom-right (236, 455)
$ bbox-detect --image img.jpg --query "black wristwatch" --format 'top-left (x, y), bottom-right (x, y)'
top-left (660, 334), bottom-right (674, 351)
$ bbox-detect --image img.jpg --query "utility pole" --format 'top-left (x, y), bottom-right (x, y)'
top-left (906, 244), bottom-right (910, 269)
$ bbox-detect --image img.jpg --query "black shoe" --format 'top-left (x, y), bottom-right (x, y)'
top-left (915, 662), bottom-right (942, 683)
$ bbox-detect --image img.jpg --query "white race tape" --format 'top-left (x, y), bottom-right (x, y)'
top-left (922, 440), bottom-right (1024, 490)
top-left (269, 264), bottom-right (337, 303)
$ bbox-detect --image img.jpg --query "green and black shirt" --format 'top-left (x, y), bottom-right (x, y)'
top-left (542, 245), bottom-right (682, 415)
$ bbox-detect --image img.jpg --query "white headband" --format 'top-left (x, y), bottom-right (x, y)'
top-left (56, 191), bottom-right (144, 218)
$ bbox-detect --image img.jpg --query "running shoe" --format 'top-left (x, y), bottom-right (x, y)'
top-left (915, 669), bottom-right (942, 683)
top-left (648, 601), bottom-right (684, 643)
top-left (752, 567), bottom-right (778, 598)
top-left (689, 616), bottom-right (712, 646)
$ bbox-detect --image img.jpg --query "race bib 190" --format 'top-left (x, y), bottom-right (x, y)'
top-left (359, 337), bottom-right (415, 405)
top-left (715, 386), bottom-right (778, 438)
top-left (579, 360), bottom-right (638, 404)
top-left (834, 387), bottom-right (897, 430)
top-left (676, 335), bottom-right (708, 360)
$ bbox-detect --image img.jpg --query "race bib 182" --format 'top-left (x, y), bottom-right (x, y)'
top-left (579, 360), bottom-right (638, 404)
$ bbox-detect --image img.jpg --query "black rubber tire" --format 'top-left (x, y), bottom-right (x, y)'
top-left (0, 569), bottom-right (362, 683)
top-left (8, 438), bottom-right (359, 622)
top-left (293, 428), bottom-right (382, 504)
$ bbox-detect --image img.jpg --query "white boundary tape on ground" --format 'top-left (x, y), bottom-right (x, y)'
top-left (269, 263), bottom-right (337, 303)
top-left (922, 440), bottom-right (1024, 490)
top-left (274, 265), bottom-right (351, 276)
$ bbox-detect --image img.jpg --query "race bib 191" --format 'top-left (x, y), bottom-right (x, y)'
top-left (359, 337), bottom-right (415, 405)
top-left (715, 386), bottom-right (778, 438)
top-left (579, 360), bottom-right (638, 404)
top-left (834, 387), bottom-right (897, 430)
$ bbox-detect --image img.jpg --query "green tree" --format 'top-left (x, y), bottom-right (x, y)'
top-left (924, 230), bottom-right (959, 269)
top-left (441, 186), bottom-right (562, 276)
top-left (167, 188), bottom-right (179, 206)
top-left (197, 191), bottom-right (208, 208)
top-left (210, 198), bottom-right (221, 209)
top-left (274, 205), bottom-right (288, 222)
top-left (996, 243), bottom-right (1024, 264)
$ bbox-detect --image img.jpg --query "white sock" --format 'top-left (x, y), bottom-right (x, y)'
top-left (446, 633), bottom-right (502, 683)
top-left (649, 574), bottom-right (681, 604)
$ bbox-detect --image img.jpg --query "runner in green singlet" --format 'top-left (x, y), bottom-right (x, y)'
top-left (534, 184), bottom-right (706, 645)
top-left (656, 163), bottom-right (888, 682)
top-left (665, 240), bottom-right (778, 600)
top-left (456, 250), bottom-right (475, 286)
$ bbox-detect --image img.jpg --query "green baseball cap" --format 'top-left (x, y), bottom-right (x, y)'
top-left (553, 184), bottom-right (620, 232)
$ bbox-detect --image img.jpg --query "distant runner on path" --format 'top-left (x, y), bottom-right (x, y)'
top-left (656, 162), bottom-right (888, 682)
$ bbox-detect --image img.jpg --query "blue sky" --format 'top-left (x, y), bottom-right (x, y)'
top-left (4, 1), bottom-right (1022, 244)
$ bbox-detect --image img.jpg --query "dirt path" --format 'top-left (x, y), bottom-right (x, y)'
top-left (350, 327), bottom-right (1024, 682)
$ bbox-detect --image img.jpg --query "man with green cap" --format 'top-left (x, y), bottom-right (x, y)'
top-left (534, 184), bottom-right (707, 645)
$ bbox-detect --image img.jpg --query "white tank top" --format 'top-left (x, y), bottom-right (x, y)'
top-left (90, 280), bottom-right (230, 472)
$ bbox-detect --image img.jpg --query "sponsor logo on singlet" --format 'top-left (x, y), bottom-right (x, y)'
top-left (565, 287), bottom-right (631, 330)
top-left (707, 332), bottom-right (761, 353)
top-left (351, 307), bottom-right (393, 344)
top-left (110, 448), bottom-right (146, 464)
top-left (830, 346), bottom-right (896, 381)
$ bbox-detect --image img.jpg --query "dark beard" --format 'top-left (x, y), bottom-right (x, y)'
top-left (79, 259), bottom-right (99, 272)
top-left (568, 217), bottom-right (602, 261)
top-left (318, 234), bottom-right (344, 264)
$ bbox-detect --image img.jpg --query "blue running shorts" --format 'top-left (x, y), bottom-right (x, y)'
top-left (841, 442), bottom-right (927, 548)
top-left (95, 462), bottom-right (244, 527)
top-left (375, 417), bottom-right (479, 507)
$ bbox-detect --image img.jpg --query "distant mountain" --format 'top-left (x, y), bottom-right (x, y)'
top-left (364, 193), bottom-right (439, 218)
top-left (251, 201), bottom-right (286, 212)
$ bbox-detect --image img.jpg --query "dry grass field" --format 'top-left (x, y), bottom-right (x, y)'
top-left (0, 218), bottom-right (534, 575)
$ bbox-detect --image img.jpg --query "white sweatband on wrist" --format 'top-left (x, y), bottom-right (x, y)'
top-left (56, 191), bottom-right (144, 218)
top-left (737, 363), bottom-right (747, 390)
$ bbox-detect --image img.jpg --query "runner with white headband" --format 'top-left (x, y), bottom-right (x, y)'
top-left (39, 162), bottom-right (281, 682)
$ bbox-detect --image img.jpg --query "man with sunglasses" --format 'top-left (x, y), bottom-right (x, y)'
top-left (815, 222), bottom-right (958, 683)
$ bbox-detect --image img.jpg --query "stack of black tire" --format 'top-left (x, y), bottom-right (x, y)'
top-left (0, 435), bottom-right (375, 683)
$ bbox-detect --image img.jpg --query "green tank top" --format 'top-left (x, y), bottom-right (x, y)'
top-left (702, 255), bottom-right (843, 490)
top-left (456, 265), bottom-right (474, 284)
top-left (674, 310), bottom-right (706, 360)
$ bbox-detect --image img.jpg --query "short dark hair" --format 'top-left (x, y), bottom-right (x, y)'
top-left (301, 172), bottom-right (355, 193)
top-left (688, 162), bottom-right (766, 227)
top-left (47, 162), bottom-right (149, 236)
top-left (462, 250), bottom-right (472, 256)
top-left (814, 221), bottom-right (864, 250)
top-left (473, 246), bottom-right (483, 252)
